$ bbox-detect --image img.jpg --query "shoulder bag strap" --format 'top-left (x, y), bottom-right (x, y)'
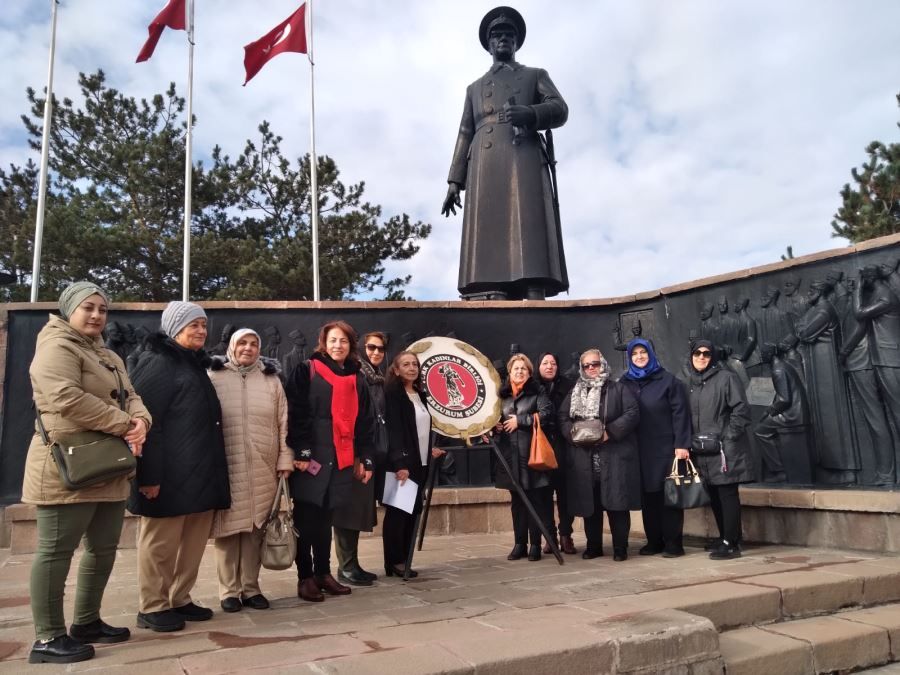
top-left (33, 356), bottom-right (128, 445)
top-left (33, 403), bottom-right (51, 445)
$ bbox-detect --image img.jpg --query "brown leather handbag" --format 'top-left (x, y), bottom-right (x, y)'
top-left (528, 413), bottom-right (558, 471)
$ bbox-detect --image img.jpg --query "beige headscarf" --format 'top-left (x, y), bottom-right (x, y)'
top-left (227, 328), bottom-right (262, 374)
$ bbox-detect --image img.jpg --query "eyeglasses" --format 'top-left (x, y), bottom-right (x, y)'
top-left (365, 344), bottom-right (385, 353)
top-left (692, 350), bottom-right (712, 358)
top-left (581, 361), bottom-right (602, 370)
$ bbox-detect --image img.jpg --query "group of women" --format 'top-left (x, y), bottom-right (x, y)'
top-left (22, 281), bottom-right (752, 665)
top-left (494, 340), bottom-right (753, 564)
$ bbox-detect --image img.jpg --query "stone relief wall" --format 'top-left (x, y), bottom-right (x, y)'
top-left (1, 236), bottom-right (898, 502)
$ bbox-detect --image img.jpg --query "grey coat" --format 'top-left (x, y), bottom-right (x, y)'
top-left (447, 61), bottom-right (569, 297)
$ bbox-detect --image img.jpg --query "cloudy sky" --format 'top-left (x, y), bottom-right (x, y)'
top-left (1, 1), bottom-right (898, 301)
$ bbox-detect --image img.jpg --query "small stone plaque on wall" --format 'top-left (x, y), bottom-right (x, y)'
top-left (747, 377), bottom-right (776, 406)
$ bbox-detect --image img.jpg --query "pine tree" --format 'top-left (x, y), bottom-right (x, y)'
top-left (10, 70), bottom-right (430, 301)
top-left (831, 93), bottom-right (900, 243)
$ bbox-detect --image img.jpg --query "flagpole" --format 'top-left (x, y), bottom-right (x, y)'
top-left (30, 0), bottom-right (60, 303)
top-left (307, 0), bottom-right (320, 302)
top-left (182, 0), bottom-right (194, 301)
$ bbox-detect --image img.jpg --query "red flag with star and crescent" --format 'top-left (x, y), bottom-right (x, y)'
top-left (136, 0), bottom-right (187, 63)
top-left (243, 3), bottom-right (308, 85)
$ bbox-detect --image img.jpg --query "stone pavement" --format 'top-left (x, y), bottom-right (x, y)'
top-left (3, 532), bottom-right (900, 673)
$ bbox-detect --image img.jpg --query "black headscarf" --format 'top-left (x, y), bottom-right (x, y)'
top-left (687, 338), bottom-right (720, 382)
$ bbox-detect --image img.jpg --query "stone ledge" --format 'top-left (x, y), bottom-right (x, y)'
top-left (6, 232), bottom-right (897, 313)
top-left (5, 503), bottom-right (141, 554)
top-left (741, 486), bottom-right (900, 513)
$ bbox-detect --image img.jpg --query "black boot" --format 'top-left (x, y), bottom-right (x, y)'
top-left (28, 635), bottom-right (94, 664)
top-left (527, 545), bottom-right (542, 561)
top-left (507, 543), bottom-right (526, 560)
top-left (69, 618), bottom-right (130, 644)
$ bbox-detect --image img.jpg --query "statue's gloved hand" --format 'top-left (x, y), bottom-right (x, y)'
top-left (505, 104), bottom-right (536, 127)
top-left (442, 183), bottom-right (462, 216)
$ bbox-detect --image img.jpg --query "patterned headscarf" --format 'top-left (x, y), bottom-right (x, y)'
top-left (568, 349), bottom-right (609, 420)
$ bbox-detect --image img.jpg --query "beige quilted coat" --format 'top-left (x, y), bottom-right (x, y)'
top-left (209, 358), bottom-right (293, 538)
top-left (22, 314), bottom-right (152, 505)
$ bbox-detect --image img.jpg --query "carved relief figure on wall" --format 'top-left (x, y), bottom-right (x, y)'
top-left (613, 318), bottom-right (643, 352)
top-left (105, 321), bottom-right (135, 363)
top-left (698, 302), bottom-right (717, 344)
top-left (795, 279), bottom-right (858, 483)
top-left (734, 298), bottom-right (761, 371)
top-left (754, 343), bottom-right (812, 484)
top-left (210, 323), bottom-right (236, 356)
top-left (838, 275), bottom-right (896, 485)
top-left (879, 258), bottom-right (900, 299)
top-left (263, 325), bottom-right (281, 360)
top-left (758, 286), bottom-right (794, 350)
top-left (283, 328), bottom-right (308, 376)
top-left (854, 265), bottom-right (900, 479)
top-left (715, 296), bottom-right (741, 359)
top-left (782, 275), bottom-right (807, 325)
top-left (441, 6), bottom-right (569, 300)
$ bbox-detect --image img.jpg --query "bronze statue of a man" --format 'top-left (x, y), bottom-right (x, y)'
top-left (441, 6), bottom-right (569, 301)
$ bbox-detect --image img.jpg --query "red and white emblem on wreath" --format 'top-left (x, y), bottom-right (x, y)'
top-left (422, 355), bottom-right (486, 417)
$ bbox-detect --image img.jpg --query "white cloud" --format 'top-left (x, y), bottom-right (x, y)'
top-left (1, 0), bottom-right (898, 300)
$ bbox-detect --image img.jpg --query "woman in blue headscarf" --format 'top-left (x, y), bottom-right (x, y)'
top-left (620, 339), bottom-right (692, 557)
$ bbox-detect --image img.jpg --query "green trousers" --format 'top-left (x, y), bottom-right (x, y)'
top-left (333, 526), bottom-right (361, 574)
top-left (30, 501), bottom-right (125, 641)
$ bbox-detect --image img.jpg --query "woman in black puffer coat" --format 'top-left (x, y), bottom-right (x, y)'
top-left (128, 302), bottom-right (230, 632)
top-left (495, 353), bottom-right (554, 562)
top-left (682, 339), bottom-right (752, 560)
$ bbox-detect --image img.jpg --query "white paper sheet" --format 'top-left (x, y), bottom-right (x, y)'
top-left (381, 472), bottom-right (419, 515)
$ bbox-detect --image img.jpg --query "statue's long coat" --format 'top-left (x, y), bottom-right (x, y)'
top-left (447, 61), bottom-right (569, 297)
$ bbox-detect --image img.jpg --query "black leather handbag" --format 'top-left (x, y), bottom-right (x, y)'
top-left (664, 458), bottom-right (711, 509)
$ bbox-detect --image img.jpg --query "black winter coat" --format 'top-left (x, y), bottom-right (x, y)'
top-left (384, 382), bottom-right (433, 487)
top-left (332, 358), bottom-right (384, 531)
top-left (620, 370), bottom-right (692, 493)
top-left (284, 353), bottom-right (375, 510)
top-left (560, 380), bottom-right (641, 515)
top-left (538, 373), bottom-right (574, 485)
top-left (683, 364), bottom-right (753, 486)
top-left (495, 378), bottom-right (553, 491)
top-left (127, 333), bottom-right (230, 518)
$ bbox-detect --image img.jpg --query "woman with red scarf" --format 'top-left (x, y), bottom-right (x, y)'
top-left (284, 321), bottom-right (375, 602)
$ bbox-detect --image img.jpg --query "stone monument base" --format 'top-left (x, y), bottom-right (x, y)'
top-left (5, 485), bottom-right (900, 554)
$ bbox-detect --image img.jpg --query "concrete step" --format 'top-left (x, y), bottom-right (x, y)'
top-left (719, 603), bottom-right (900, 674)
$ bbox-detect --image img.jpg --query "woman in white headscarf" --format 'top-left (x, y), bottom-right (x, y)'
top-left (208, 328), bottom-right (294, 612)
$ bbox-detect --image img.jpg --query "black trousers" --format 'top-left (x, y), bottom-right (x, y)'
top-left (583, 480), bottom-right (630, 553)
top-left (509, 487), bottom-right (553, 547)
top-left (641, 489), bottom-right (684, 549)
top-left (708, 483), bottom-right (742, 544)
top-left (293, 501), bottom-right (333, 579)
top-left (382, 486), bottom-right (422, 567)
top-left (549, 468), bottom-right (574, 538)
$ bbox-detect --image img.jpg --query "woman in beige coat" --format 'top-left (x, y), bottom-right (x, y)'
top-left (209, 328), bottom-right (293, 612)
top-left (23, 282), bottom-right (151, 664)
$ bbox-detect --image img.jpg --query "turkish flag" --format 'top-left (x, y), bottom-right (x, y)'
top-left (243, 4), bottom-right (308, 85)
top-left (136, 0), bottom-right (187, 63)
